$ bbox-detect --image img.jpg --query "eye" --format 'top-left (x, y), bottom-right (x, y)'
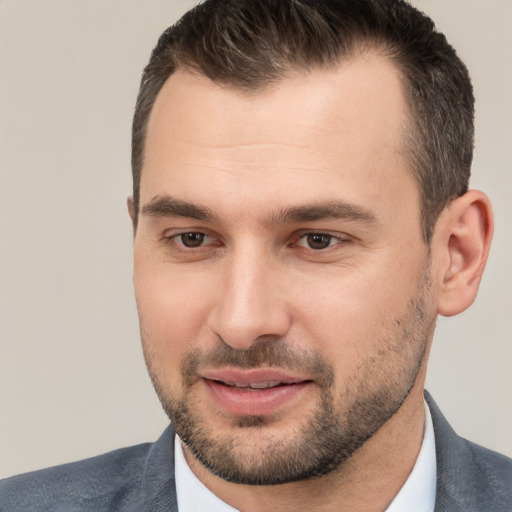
top-left (173, 232), bottom-right (211, 248)
top-left (295, 232), bottom-right (343, 250)
top-left (161, 229), bottom-right (222, 260)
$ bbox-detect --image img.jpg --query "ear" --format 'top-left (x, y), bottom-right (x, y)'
top-left (127, 196), bottom-right (137, 233)
top-left (432, 190), bottom-right (493, 317)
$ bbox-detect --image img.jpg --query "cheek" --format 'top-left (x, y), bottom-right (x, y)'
top-left (134, 261), bottom-right (216, 367)
top-left (293, 260), bottom-right (423, 369)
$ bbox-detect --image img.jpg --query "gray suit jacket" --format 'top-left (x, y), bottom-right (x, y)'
top-left (1, 393), bottom-right (511, 511)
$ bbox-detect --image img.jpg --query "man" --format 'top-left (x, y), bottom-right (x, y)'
top-left (1, 0), bottom-right (510, 510)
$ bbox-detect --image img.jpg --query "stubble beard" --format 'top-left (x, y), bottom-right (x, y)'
top-left (142, 270), bottom-right (435, 486)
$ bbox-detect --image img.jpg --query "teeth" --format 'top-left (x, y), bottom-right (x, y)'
top-left (248, 381), bottom-right (282, 389)
top-left (222, 380), bottom-right (284, 389)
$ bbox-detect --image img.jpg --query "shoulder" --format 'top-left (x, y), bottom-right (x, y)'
top-left (438, 437), bottom-right (512, 511)
top-left (462, 439), bottom-right (512, 500)
top-left (0, 442), bottom-right (154, 511)
top-left (425, 392), bottom-right (512, 511)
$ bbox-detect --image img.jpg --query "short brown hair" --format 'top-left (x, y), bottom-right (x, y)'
top-left (132, 0), bottom-right (474, 242)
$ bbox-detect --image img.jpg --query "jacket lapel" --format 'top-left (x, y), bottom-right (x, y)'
top-left (141, 425), bottom-right (179, 512)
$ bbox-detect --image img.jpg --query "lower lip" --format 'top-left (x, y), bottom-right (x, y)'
top-left (203, 379), bottom-right (311, 416)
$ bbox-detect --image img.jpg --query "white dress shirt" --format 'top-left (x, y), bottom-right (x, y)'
top-left (175, 436), bottom-right (239, 512)
top-left (175, 402), bottom-right (436, 512)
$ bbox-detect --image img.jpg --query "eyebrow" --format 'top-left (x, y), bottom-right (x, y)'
top-left (142, 195), bottom-right (219, 222)
top-left (141, 195), bottom-right (378, 226)
top-left (268, 202), bottom-right (378, 226)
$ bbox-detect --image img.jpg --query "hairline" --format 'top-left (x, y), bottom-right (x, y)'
top-left (134, 45), bottom-right (431, 242)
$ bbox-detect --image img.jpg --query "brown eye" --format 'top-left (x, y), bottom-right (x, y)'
top-left (305, 233), bottom-right (334, 250)
top-left (179, 232), bottom-right (206, 248)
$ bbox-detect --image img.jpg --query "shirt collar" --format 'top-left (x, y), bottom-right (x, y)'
top-left (175, 401), bottom-right (436, 512)
top-left (175, 436), bottom-right (239, 512)
top-left (384, 400), bottom-right (437, 512)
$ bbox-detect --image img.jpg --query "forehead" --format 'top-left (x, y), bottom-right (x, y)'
top-left (140, 53), bottom-right (418, 227)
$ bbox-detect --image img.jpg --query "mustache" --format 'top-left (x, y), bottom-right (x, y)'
top-left (180, 337), bottom-right (335, 388)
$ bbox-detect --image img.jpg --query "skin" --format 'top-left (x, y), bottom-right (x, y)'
top-left (130, 53), bottom-right (493, 511)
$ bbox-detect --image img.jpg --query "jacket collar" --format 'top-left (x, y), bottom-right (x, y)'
top-left (141, 393), bottom-right (508, 512)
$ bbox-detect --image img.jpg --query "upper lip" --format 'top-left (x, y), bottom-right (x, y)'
top-left (200, 368), bottom-right (310, 388)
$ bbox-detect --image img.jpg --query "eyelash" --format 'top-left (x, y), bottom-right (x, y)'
top-left (166, 231), bottom-right (218, 249)
top-left (164, 230), bottom-right (349, 252)
top-left (292, 232), bottom-right (347, 250)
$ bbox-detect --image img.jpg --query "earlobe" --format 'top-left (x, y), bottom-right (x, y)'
top-left (434, 190), bottom-right (493, 317)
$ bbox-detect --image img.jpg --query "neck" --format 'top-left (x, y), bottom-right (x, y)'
top-left (183, 383), bottom-right (427, 512)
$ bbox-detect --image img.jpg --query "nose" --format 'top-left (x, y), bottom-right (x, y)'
top-left (207, 249), bottom-right (292, 350)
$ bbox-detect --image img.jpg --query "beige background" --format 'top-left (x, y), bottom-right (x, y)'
top-left (1, 0), bottom-right (511, 478)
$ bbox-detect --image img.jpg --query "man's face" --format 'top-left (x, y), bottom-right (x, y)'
top-left (133, 55), bottom-right (437, 484)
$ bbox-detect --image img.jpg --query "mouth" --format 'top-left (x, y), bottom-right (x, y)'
top-left (199, 369), bottom-right (313, 416)
top-left (213, 379), bottom-right (305, 389)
